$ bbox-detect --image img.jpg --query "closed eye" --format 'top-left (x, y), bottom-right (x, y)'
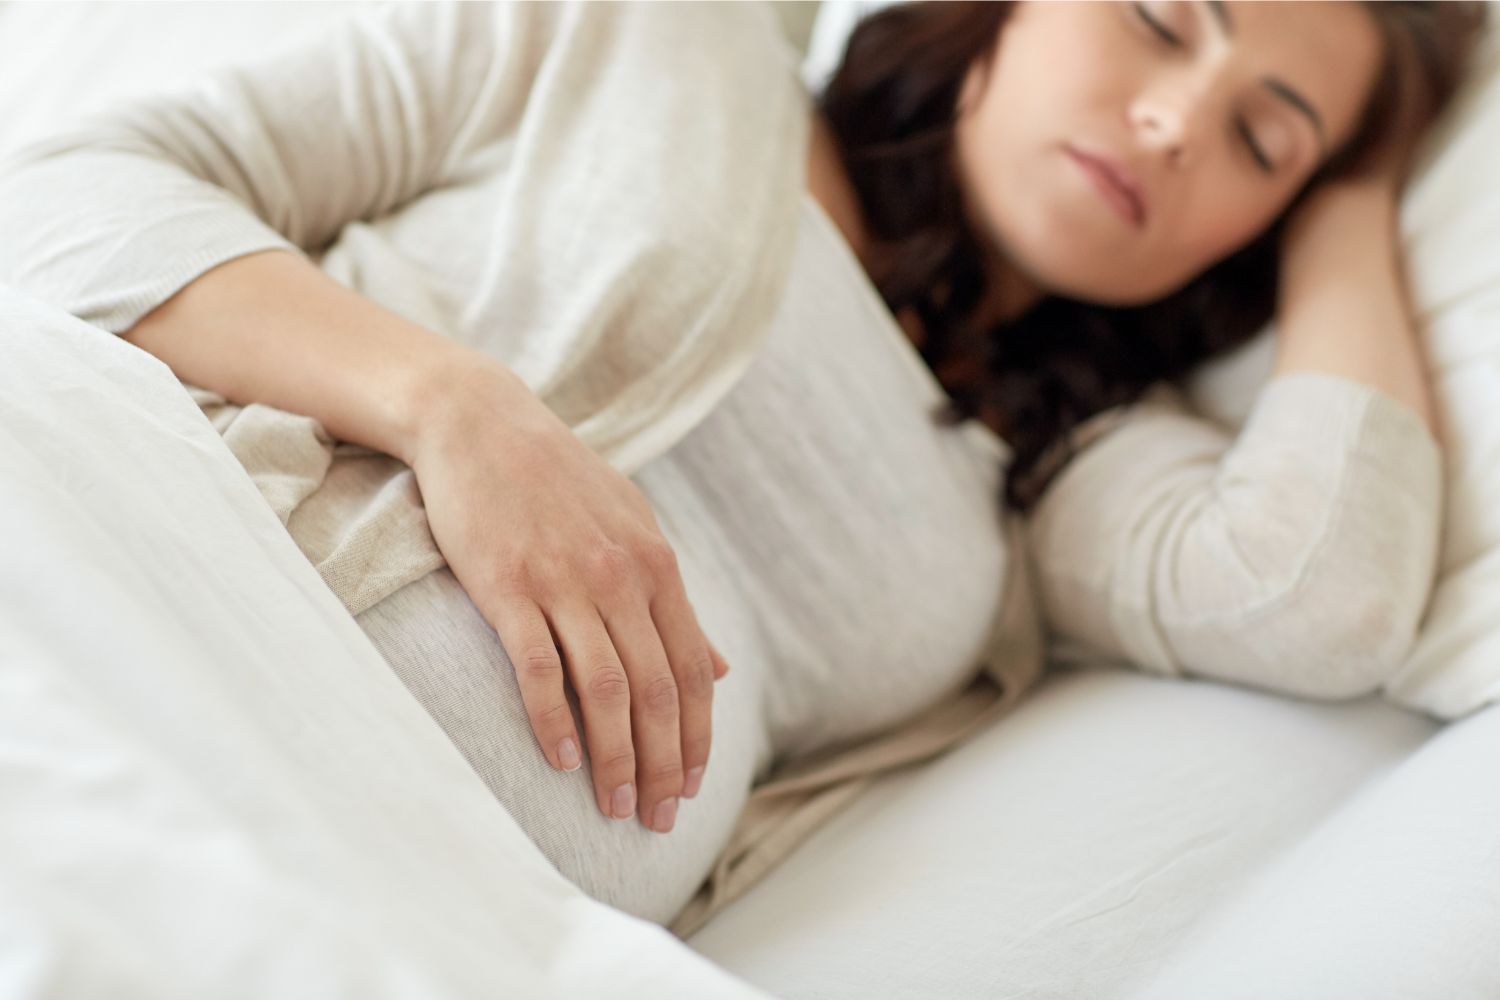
top-left (1235, 119), bottom-right (1274, 173)
top-left (1132, 2), bottom-right (1182, 47)
top-left (1130, 3), bottom-right (1276, 175)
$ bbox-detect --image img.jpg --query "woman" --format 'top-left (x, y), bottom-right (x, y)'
top-left (0, 1), bottom-right (1485, 928)
top-left (821, 1), bottom-right (1486, 696)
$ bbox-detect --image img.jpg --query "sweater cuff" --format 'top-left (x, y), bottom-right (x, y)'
top-left (81, 211), bottom-right (301, 336)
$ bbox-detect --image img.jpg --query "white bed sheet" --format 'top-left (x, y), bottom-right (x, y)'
top-left (688, 664), bottom-right (1500, 999)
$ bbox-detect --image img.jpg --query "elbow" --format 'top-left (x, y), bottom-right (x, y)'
top-left (1292, 580), bottom-right (1427, 700)
top-left (1278, 474), bottom-right (1442, 701)
top-left (1155, 517), bottom-right (1439, 702)
top-left (1168, 579), bottom-right (1427, 703)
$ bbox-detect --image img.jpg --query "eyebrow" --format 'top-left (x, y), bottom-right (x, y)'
top-left (1204, 0), bottom-right (1328, 154)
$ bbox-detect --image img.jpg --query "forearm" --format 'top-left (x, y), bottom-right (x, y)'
top-left (1029, 370), bottom-right (1442, 699)
top-left (1272, 181), bottom-right (1439, 442)
top-left (121, 248), bottom-right (524, 467)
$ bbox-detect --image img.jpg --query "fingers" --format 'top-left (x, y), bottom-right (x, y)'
top-left (548, 599), bottom-right (641, 823)
top-left (649, 574), bottom-right (718, 803)
top-left (489, 592), bottom-right (585, 775)
top-left (598, 598), bottom-right (686, 833)
top-left (476, 533), bottom-right (729, 836)
top-left (709, 639), bottom-right (731, 680)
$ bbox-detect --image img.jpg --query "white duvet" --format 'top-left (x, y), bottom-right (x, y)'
top-left (0, 288), bottom-right (769, 998)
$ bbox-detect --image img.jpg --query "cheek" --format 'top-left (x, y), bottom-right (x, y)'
top-left (951, 11), bottom-right (1287, 306)
top-left (1164, 190), bottom-right (1284, 287)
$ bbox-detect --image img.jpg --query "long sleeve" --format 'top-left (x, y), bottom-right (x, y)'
top-left (1024, 369), bottom-right (1444, 700)
top-left (0, 1), bottom-right (810, 481)
top-left (0, 1), bottom-right (538, 334)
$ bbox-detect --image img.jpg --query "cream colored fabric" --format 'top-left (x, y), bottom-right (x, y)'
top-left (0, 0), bottom-right (809, 618)
top-left (1028, 372), bottom-right (1444, 703)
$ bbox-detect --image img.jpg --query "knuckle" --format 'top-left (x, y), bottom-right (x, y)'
top-left (488, 556), bottom-right (539, 599)
top-left (597, 748), bottom-right (636, 773)
top-left (641, 760), bottom-right (684, 787)
top-left (533, 700), bottom-right (573, 730)
top-left (638, 536), bottom-right (679, 577)
top-left (677, 655), bottom-right (715, 700)
top-left (681, 733), bottom-right (712, 766)
top-left (517, 646), bottom-right (562, 679)
top-left (639, 673), bottom-right (680, 716)
top-left (585, 667), bottom-right (631, 705)
top-left (583, 542), bottom-right (636, 593)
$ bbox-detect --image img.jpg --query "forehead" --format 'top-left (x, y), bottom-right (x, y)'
top-left (1195, 1), bottom-right (1385, 146)
top-left (1014, 1), bottom-right (1387, 151)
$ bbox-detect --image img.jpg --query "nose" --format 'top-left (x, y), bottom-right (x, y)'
top-left (1129, 72), bottom-right (1216, 170)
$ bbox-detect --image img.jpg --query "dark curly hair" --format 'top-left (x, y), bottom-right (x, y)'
top-left (818, 0), bottom-right (1490, 513)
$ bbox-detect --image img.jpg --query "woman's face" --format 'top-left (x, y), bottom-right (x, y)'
top-left (955, 0), bottom-right (1384, 307)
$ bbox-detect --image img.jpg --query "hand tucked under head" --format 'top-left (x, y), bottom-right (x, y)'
top-left (1348, 30), bottom-right (1445, 195)
top-left (1277, 30), bottom-right (1440, 282)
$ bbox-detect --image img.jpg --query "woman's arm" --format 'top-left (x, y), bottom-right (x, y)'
top-left (1273, 20), bottom-right (1448, 442)
top-left (0, 3), bottom-right (733, 830)
top-left (1273, 178), bottom-right (1438, 444)
top-left (0, 2), bottom-right (539, 336)
top-left (1025, 367), bottom-right (1441, 700)
top-left (124, 240), bottom-right (730, 831)
top-left (1024, 45), bottom-right (1451, 700)
top-left (1024, 184), bottom-right (1443, 700)
top-left (120, 247), bottom-right (501, 469)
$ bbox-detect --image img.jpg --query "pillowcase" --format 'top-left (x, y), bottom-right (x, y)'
top-left (806, 1), bottom-right (1500, 720)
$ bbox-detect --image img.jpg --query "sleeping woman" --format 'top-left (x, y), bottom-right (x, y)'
top-left (0, 0), bottom-right (1485, 928)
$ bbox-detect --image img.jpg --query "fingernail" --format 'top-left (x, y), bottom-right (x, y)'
top-left (653, 797), bottom-right (679, 833)
top-left (557, 737), bottom-right (581, 771)
top-left (611, 783), bottom-right (636, 819)
top-left (683, 766), bottom-right (704, 799)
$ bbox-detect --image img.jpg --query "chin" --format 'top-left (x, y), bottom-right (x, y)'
top-left (986, 203), bottom-right (1189, 309)
top-left (1015, 253), bottom-right (1141, 308)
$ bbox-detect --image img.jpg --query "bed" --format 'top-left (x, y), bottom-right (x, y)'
top-left (4, 3), bottom-right (1500, 998)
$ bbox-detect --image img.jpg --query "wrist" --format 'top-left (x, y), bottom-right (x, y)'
top-left (1278, 181), bottom-right (1399, 297)
top-left (397, 344), bottom-right (538, 468)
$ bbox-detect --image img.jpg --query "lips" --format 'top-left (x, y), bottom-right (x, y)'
top-left (1066, 145), bottom-right (1148, 229)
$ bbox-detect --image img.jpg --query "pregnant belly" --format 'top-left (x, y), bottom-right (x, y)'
top-left (351, 564), bottom-right (771, 926)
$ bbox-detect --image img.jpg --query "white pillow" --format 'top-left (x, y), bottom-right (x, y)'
top-left (1373, 20), bottom-right (1500, 718)
top-left (1183, 21), bottom-right (1500, 720)
top-left (807, 2), bottom-right (1500, 719)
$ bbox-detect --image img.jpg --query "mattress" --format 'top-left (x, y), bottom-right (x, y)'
top-left (686, 662), bottom-right (1500, 998)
